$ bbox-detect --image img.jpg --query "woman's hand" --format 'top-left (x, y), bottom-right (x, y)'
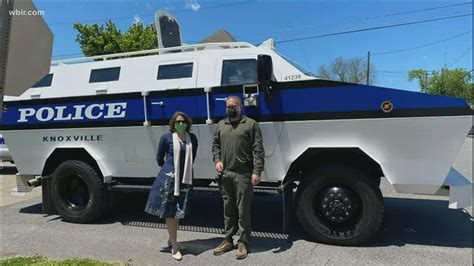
top-left (215, 162), bottom-right (224, 173)
top-left (251, 174), bottom-right (261, 186)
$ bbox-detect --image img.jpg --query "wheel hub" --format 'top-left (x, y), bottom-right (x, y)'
top-left (60, 175), bottom-right (89, 211)
top-left (319, 187), bottom-right (356, 224)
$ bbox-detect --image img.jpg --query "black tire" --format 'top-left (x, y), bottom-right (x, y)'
top-left (296, 164), bottom-right (383, 246)
top-left (50, 160), bottom-right (107, 223)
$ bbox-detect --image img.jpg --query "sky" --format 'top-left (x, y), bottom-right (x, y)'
top-left (33, 0), bottom-right (473, 91)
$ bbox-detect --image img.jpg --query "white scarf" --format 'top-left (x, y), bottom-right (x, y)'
top-left (172, 132), bottom-right (193, 196)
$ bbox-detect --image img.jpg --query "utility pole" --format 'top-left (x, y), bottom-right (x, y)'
top-left (441, 68), bottom-right (445, 95)
top-left (424, 72), bottom-right (428, 91)
top-left (444, 51), bottom-right (447, 68)
top-left (366, 51), bottom-right (370, 85)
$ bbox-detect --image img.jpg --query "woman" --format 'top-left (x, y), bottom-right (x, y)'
top-left (144, 111), bottom-right (198, 261)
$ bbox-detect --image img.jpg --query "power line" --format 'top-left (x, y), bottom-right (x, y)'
top-left (375, 71), bottom-right (408, 77)
top-left (360, 2), bottom-right (471, 20)
top-left (49, 1), bottom-right (251, 26)
top-left (377, 70), bottom-right (408, 74)
top-left (51, 9), bottom-right (473, 60)
top-left (377, 68), bottom-right (474, 79)
top-left (50, 2), bottom-right (251, 58)
top-left (372, 31), bottom-right (471, 56)
top-left (448, 47), bottom-right (472, 68)
top-left (275, 13), bottom-right (472, 44)
top-left (238, 2), bottom-right (472, 40)
top-left (376, 73), bottom-right (408, 77)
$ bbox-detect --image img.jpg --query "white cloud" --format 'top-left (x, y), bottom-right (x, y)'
top-left (145, 2), bottom-right (154, 12)
top-left (133, 14), bottom-right (141, 25)
top-left (185, 0), bottom-right (201, 12)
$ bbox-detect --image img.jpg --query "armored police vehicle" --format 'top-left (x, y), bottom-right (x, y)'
top-left (1, 13), bottom-right (472, 246)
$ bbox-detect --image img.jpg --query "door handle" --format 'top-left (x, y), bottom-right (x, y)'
top-left (151, 101), bottom-right (164, 106)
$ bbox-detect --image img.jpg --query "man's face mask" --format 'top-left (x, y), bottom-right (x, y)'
top-left (226, 106), bottom-right (238, 118)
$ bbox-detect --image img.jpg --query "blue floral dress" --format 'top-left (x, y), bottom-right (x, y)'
top-left (144, 132), bottom-right (198, 219)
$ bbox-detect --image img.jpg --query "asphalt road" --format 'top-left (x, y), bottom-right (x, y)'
top-left (0, 138), bottom-right (472, 265)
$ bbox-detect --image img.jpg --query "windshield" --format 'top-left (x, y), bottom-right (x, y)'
top-left (276, 52), bottom-right (316, 77)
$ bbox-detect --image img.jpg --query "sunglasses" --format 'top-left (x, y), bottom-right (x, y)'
top-left (175, 120), bottom-right (187, 124)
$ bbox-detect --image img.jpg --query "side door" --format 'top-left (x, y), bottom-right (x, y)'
top-left (142, 60), bottom-right (206, 176)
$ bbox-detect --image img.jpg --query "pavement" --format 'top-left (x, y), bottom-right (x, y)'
top-left (0, 162), bottom-right (41, 207)
top-left (0, 138), bottom-right (472, 265)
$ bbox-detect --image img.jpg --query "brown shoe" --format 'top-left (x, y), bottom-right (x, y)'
top-left (235, 243), bottom-right (248, 260)
top-left (213, 239), bottom-right (233, 256)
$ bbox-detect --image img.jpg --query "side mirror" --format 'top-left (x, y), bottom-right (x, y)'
top-left (257, 55), bottom-right (275, 99)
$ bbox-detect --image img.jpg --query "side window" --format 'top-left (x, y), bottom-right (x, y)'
top-left (32, 73), bottom-right (54, 88)
top-left (221, 59), bottom-right (257, 86)
top-left (157, 63), bottom-right (193, 80)
top-left (89, 67), bottom-right (121, 83)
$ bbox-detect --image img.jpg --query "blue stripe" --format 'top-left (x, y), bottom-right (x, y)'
top-left (213, 85), bottom-right (469, 117)
top-left (1, 85), bottom-right (469, 127)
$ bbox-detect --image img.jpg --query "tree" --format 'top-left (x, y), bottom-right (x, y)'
top-left (73, 20), bottom-right (158, 57)
top-left (408, 68), bottom-right (473, 104)
top-left (318, 57), bottom-right (376, 85)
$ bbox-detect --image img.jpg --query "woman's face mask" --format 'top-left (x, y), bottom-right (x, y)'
top-left (175, 122), bottom-right (187, 133)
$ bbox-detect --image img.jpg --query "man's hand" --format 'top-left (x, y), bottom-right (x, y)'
top-left (251, 174), bottom-right (261, 186)
top-left (215, 162), bottom-right (224, 173)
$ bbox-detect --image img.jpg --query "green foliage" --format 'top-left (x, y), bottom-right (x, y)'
top-left (119, 22), bottom-right (158, 52)
top-left (408, 68), bottom-right (473, 104)
top-left (73, 20), bottom-right (158, 57)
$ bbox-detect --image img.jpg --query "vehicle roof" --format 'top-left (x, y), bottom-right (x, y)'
top-left (13, 40), bottom-right (316, 100)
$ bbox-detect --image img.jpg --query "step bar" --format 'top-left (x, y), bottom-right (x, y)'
top-left (107, 180), bottom-right (296, 233)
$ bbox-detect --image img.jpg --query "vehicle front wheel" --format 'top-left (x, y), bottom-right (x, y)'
top-left (296, 164), bottom-right (383, 246)
top-left (50, 160), bottom-right (107, 223)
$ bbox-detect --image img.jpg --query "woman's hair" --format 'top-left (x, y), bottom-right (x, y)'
top-left (168, 111), bottom-right (192, 133)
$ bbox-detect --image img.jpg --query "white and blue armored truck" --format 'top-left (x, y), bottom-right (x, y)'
top-left (1, 38), bottom-right (472, 245)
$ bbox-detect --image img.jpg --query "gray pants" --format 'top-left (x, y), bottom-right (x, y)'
top-left (218, 170), bottom-right (253, 246)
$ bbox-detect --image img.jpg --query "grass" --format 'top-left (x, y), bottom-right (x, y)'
top-left (0, 255), bottom-right (131, 265)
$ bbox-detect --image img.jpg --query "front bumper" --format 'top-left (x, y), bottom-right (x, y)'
top-left (437, 167), bottom-right (472, 209)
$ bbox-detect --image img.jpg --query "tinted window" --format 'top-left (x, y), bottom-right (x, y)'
top-left (32, 73), bottom-right (54, 88)
top-left (157, 63), bottom-right (193, 80)
top-left (221, 59), bottom-right (257, 86)
top-left (89, 67), bottom-right (120, 83)
top-left (158, 15), bottom-right (182, 48)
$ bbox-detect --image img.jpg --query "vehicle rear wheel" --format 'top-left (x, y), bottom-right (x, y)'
top-left (50, 160), bottom-right (107, 223)
top-left (296, 164), bottom-right (383, 246)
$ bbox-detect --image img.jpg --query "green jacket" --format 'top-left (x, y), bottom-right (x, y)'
top-left (212, 115), bottom-right (265, 176)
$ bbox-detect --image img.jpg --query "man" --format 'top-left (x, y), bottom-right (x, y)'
top-left (212, 95), bottom-right (265, 260)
